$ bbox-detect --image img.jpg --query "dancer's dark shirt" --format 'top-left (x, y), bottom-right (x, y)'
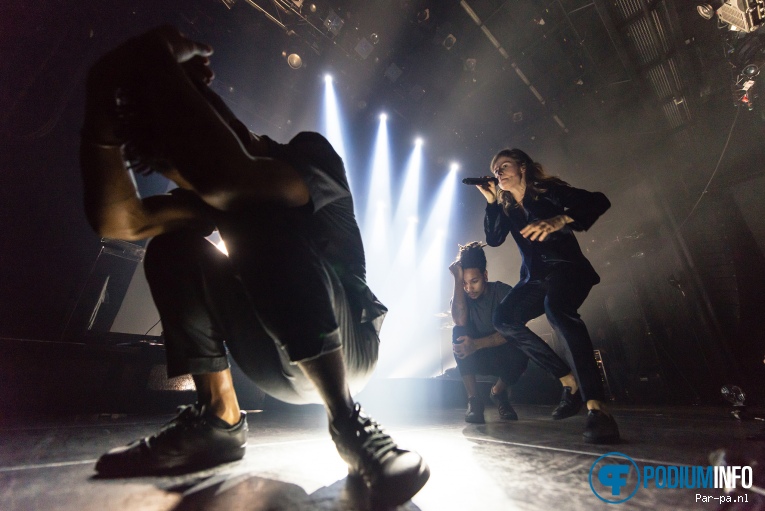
top-left (180, 81), bottom-right (385, 328)
top-left (260, 132), bottom-right (387, 327)
top-left (484, 182), bottom-right (610, 285)
top-left (466, 281), bottom-right (512, 337)
top-left (170, 129), bottom-right (386, 343)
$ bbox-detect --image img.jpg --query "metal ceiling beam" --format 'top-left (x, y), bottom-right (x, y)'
top-left (591, 0), bottom-right (639, 81)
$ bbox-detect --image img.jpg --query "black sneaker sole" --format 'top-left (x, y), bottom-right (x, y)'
top-left (95, 444), bottom-right (246, 477)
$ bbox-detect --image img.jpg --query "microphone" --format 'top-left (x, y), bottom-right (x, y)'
top-left (461, 177), bottom-right (498, 185)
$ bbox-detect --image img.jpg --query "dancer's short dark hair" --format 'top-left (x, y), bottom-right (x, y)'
top-left (457, 241), bottom-right (487, 273)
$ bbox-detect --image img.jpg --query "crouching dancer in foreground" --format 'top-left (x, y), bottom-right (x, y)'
top-left (80, 26), bottom-right (429, 506)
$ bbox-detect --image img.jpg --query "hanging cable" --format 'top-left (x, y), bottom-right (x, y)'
top-left (144, 318), bottom-right (161, 337)
top-left (678, 106), bottom-right (740, 230)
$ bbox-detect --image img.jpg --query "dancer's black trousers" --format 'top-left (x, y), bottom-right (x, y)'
top-left (452, 326), bottom-right (529, 386)
top-left (143, 229), bottom-right (379, 404)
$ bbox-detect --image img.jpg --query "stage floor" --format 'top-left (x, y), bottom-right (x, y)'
top-left (1, 403), bottom-right (764, 510)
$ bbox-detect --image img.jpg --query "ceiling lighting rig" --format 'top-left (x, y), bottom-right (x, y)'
top-left (698, 0), bottom-right (765, 110)
top-left (236, 0), bottom-right (359, 67)
top-left (239, 0), bottom-right (327, 37)
top-left (697, 0), bottom-right (765, 33)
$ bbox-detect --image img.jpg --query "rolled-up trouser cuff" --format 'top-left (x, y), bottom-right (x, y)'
top-left (176, 355), bottom-right (231, 378)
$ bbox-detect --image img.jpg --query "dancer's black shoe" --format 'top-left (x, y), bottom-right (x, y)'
top-left (95, 404), bottom-right (247, 476)
top-left (330, 403), bottom-right (430, 508)
top-left (551, 386), bottom-right (583, 420)
top-left (490, 388), bottom-right (518, 421)
top-left (583, 409), bottom-right (620, 444)
top-left (464, 396), bottom-right (485, 424)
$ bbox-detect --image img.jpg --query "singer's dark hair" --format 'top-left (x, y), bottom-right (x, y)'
top-left (490, 148), bottom-right (567, 214)
top-left (456, 241), bottom-right (487, 273)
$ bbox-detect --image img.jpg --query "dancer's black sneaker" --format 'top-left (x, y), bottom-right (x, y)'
top-left (95, 404), bottom-right (248, 476)
top-left (330, 403), bottom-right (430, 508)
top-left (490, 388), bottom-right (518, 421)
top-left (551, 386), bottom-right (583, 420)
top-left (583, 409), bottom-right (620, 444)
top-left (464, 396), bottom-right (485, 424)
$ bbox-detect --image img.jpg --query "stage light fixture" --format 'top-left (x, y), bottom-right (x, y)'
top-left (697, 4), bottom-right (715, 19)
top-left (286, 53), bottom-right (303, 69)
top-left (443, 34), bottom-right (456, 50)
top-left (324, 8), bottom-right (345, 36)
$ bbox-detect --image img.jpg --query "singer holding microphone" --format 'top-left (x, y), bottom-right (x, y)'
top-left (471, 148), bottom-right (619, 443)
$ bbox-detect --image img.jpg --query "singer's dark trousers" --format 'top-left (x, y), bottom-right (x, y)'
top-left (492, 264), bottom-right (605, 402)
top-left (143, 229), bottom-right (379, 405)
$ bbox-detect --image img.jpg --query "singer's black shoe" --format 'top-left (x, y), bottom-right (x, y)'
top-left (583, 409), bottom-right (620, 444)
top-left (490, 388), bottom-right (518, 421)
top-left (551, 386), bottom-right (583, 420)
top-left (330, 403), bottom-right (430, 508)
top-left (464, 396), bottom-right (485, 424)
top-left (95, 404), bottom-right (248, 476)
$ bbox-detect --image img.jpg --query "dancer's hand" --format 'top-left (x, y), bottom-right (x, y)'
top-left (448, 260), bottom-right (463, 280)
top-left (475, 179), bottom-right (497, 203)
top-left (181, 55), bottom-right (215, 86)
top-left (89, 26), bottom-right (212, 85)
top-left (520, 215), bottom-right (572, 241)
top-left (84, 26), bottom-right (214, 142)
top-left (146, 25), bottom-right (213, 64)
top-left (453, 336), bottom-right (477, 359)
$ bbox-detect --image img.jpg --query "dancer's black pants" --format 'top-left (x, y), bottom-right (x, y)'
top-left (143, 229), bottom-right (379, 404)
top-left (452, 326), bottom-right (529, 386)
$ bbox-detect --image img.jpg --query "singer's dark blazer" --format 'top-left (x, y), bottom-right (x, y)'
top-left (484, 181), bottom-right (610, 286)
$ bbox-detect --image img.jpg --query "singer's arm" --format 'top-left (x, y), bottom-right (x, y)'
top-left (484, 202), bottom-right (510, 247)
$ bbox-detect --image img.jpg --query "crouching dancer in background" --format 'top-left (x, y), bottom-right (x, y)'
top-left (79, 26), bottom-right (429, 506)
top-left (449, 242), bottom-right (530, 423)
top-left (449, 241), bottom-right (582, 425)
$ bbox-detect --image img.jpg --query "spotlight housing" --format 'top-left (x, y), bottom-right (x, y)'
top-left (744, 64), bottom-right (760, 77)
top-left (697, 4), bottom-right (715, 20)
top-left (286, 53), bottom-right (303, 69)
